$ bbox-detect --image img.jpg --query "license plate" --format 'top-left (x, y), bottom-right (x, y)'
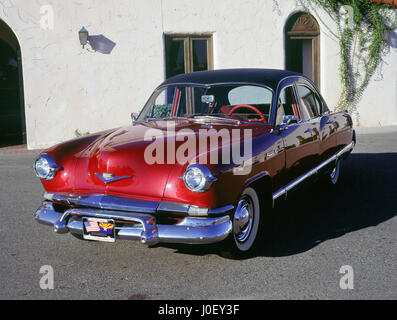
top-left (82, 217), bottom-right (115, 242)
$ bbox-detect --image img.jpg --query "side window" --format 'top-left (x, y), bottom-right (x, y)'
top-left (276, 86), bottom-right (300, 125)
top-left (140, 87), bottom-right (182, 120)
top-left (228, 85), bottom-right (273, 105)
top-left (296, 85), bottom-right (321, 119)
top-left (145, 89), bottom-right (173, 119)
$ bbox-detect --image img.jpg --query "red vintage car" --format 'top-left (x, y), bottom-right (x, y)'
top-left (34, 69), bottom-right (355, 254)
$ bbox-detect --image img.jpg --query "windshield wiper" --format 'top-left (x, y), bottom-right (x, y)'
top-left (191, 114), bottom-right (223, 119)
top-left (137, 116), bottom-right (189, 123)
top-left (190, 115), bottom-right (240, 123)
top-left (161, 117), bottom-right (189, 121)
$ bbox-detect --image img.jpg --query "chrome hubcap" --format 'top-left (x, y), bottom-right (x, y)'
top-left (330, 167), bottom-right (337, 179)
top-left (330, 160), bottom-right (340, 183)
top-left (233, 196), bottom-right (254, 243)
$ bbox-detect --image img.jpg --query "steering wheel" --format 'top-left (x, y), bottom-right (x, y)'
top-left (227, 104), bottom-right (266, 123)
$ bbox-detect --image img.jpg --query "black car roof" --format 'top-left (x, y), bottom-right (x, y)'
top-left (161, 68), bottom-right (303, 90)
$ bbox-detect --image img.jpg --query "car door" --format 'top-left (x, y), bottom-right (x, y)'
top-left (295, 84), bottom-right (324, 169)
top-left (274, 81), bottom-right (318, 187)
top-left (296, 82), bottom-right (338, 165)
top-left (295, 83), bottom-right (321, 173)
top-left (316, 92), bottom-right (339, 162)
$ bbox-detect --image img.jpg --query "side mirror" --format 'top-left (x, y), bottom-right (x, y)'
top-left (275, 115), bottom-right (298, 133)
top-left (282, 115), bottom-right (298, 126)
top-left (131, 112), bottom-right (138, 125)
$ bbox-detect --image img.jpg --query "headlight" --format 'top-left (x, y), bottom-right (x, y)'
top-left (183, 164), bottom-right (217, 192)
top-left (34, 154), bottom-right (60, 180)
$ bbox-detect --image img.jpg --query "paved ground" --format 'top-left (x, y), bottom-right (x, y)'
top-left (0, 128), bottom-right (396, 300)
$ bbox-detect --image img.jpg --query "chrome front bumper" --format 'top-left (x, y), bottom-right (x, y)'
top-left (35, 200), bottom-right (233, 246)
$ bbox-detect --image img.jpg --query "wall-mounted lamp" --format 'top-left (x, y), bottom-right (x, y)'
top-left (79, 27), bottom-right (89, 48)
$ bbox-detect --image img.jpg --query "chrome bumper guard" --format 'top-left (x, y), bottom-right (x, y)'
top-left (35, 201), bottom-right (233, 246)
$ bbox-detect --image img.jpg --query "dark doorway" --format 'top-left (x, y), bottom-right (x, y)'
top-left (285, 13), bottom-right (320, 89)
top-left (0, 19), bottom-right (26, 147)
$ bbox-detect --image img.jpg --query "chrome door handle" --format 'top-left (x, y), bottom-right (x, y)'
top-left (326, 119), bottom-right (333, 124)
top-left (304, 128), bottom-right (313, 133)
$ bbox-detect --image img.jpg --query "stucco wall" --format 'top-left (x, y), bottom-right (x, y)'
top-left (0, 0), bottom-right (396, 149)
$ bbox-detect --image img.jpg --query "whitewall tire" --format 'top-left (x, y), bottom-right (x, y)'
top-left (232, 187), bottom-right (261, 252)
top-left (329, 159), bottom-right (341, 185)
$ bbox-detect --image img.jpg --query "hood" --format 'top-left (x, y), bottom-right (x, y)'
top-left (43, 119), bottom-right (272, 201)
top-left (72, 122), bottom-right (175, 200)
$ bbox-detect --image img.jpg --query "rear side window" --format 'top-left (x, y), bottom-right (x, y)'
top-left (276, 86), bottom-right (300, 125)
top-left (228, 85), bottom-right (272, 105)
top-left (296, 85), bottom-right (322, 119)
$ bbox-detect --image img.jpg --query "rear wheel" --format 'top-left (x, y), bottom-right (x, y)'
top-left (329, 159), bottom-right (341, 185)
top-left (319, 158), bottom-right (341, 189)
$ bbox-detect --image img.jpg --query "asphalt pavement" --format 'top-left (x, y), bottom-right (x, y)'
top-left (0, 127), bottom-right (396, 299)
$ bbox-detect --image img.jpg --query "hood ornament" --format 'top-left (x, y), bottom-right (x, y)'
top-left (95, 172), bottom-right (131, 184)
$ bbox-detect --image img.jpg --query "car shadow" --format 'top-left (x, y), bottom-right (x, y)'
top-left (154, 153), bottom-right (397, 259)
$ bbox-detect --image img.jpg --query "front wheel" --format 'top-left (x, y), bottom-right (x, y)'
top-left (233, 187), bottom-right (261, 252)
top-left (221, 187), bottom-right (263, 257)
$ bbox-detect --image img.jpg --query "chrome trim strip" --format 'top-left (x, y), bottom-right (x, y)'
top-left (44, 193), bottom-right (159, 214)
top-left (158, 201), bottom-right (233, 216)
top-left (34, 202), bottom-right (232, 245)
top-left (176, 215), bottom-right (230, 227)
top-left (208, 205), bottom-right (234, 215)
top-left (157, 201), bottom-right (190, 213)
top-left (272, 141), bottom-right (355, 201)
top-left (66, 207), bottom-right (154, 222)
top-left (44, 192), bottom-right (233, 217)
top-left (156, 219), bottom-right (232, 244)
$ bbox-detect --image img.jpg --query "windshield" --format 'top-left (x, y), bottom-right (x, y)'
top-left (138, 84), bottom-right (273, 123)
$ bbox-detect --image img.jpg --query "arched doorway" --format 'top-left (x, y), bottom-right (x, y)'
top-left (0, 19), bottom-right (26, 147)
top-left (285, 12), bottom-right (320, 88)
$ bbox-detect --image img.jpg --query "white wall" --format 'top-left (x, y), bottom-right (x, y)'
top-left (0, 0), bottom-right (396, 149)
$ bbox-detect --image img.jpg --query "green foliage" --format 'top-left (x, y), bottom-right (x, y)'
top-left (74, 129), bottom-right (90, 137)
top-left (312, 0), bottom-right (396, 114)
top-left (275, 0), bottom-right (397, 116)
top-left (152, 104), bottom-right (173, 118)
